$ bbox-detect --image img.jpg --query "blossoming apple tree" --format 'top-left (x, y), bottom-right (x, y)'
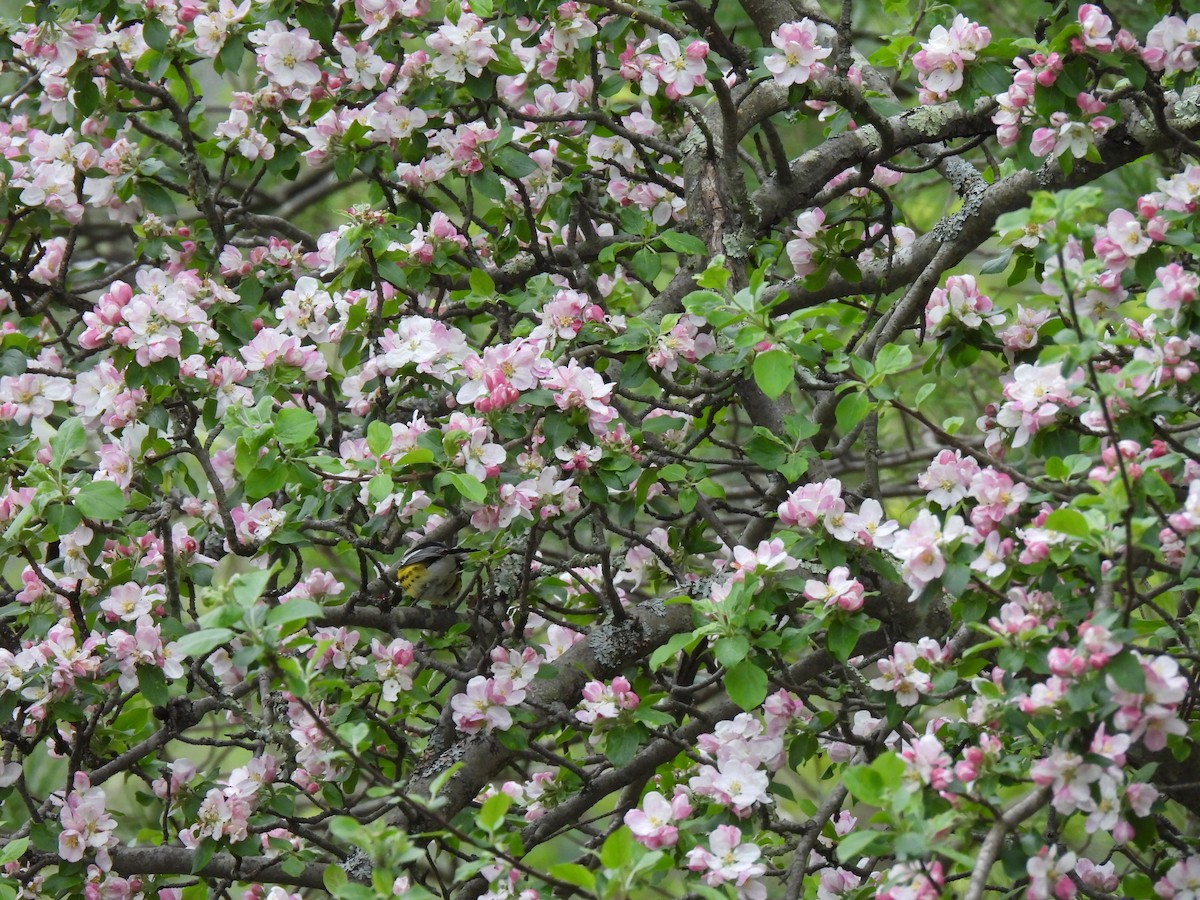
top-left (1, 0), bottom-right (1199, 896)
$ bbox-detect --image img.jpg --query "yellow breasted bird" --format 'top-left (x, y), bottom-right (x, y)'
top-left (393, 541), bottom-right (468, 604)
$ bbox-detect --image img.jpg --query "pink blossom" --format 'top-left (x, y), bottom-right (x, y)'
top-left (868, 641), bottom-right (932, 706)
top-left (802, 566), bottom-right (865, 612)
top-left (624, 790), bottom-right (691, 849)
top-left (542, 359), bottom-right (617, 435)
top-left (1027, 845), bottom-right (1078, 900)
top-left (654, 35), bottom-right (707, 97)
top-left (764, 20), bottom-right (831, 87)
top-left (1143, 15), bottom-right (1200, 75)
top-left (258, 27), bottom-right (322, 89)
top-left (918, 449), bottom-right (980, 509)
top-left (777, 478), bottom-right (842, 528)
top-left (576, 676), bottom-right (639, 724)
top-left (785, 208), bottom-right (826, 275)
top-left (647, 314), bottom-right (715, 375)
top-left (427, 14), bottom-right (498, 83)
top-left (451, 675), bottom-right (525, 733)
top-left (912, 15), bottom-right (991, 100)
top-left (57, 773), bottom-right (117, 869)
top-left (1077, 5), bottom-right (1114, 51)
top-left (1147, 262), bottom-right (1199, 313)
top-left (686, 825), bottom-right (767, 898)
top-left (309, 626), bottom-right (362, 671)
top-left (899, 733), bottom-right (952, 789)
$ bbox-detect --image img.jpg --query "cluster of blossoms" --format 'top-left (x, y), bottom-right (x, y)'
top-left (647, 314), bottom-right (716, 375)
top-left (496, 769), bottom-right (560, 822)
top-left (925, 274), bottom-right (1003, 332)
top-left (180, 755), bottom-right (277, 848)
top-left (688, 713), bottom-right (781, 816)
top-left (286, 695), bottom-right (343, 792)
top-left (372, 637), bottom-right (417, 701)
top-left (686, 826), bottom-right (767, 900)
top-left (869, 639), bottom-right (944, 706)
top-left (1143, 13), bottom-right (1200, 75)
top-left (991, 51), bottom-right (1063, 148)
top-left (982, 363), bottom-right (1086, 452)
top-left (912, 14), bottom-right (991, 102)
top-left (451, 646), bottom-right (541, 733)
top-left (309, 626), bottom-right (365, 671)
top-left (1157, 857), bottom-right (1200, 900)
top-left (107, 617), bottom-right (185, 692)
top-left (78, 270), bottom-right (224, 366)
top-left (1029, 91), bottom-right (1114, 161)
top-left (55, 773), bottom-right (117, 869)
top-left (575, 676), bottom-right (639, 725)
top-left (726, 538), bottom-right (801, 581)
top-left (917, 450), bottom-right (1028, 532)
top-left (891, 511), bottom-right (967, 599)
top-left (0, 361), bottom-right (73, 431)
top-left (777, 478), bottom-right (898, 550)
top-left (785, 208), bottom-right (826, 276)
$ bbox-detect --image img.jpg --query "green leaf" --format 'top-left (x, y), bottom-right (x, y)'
top-left (217, 38), bottom-right (245, 74)
top-left (604, 725), bottom-right (645, 766)
top-left (659, 230), bottom-right (707, 255)
top-left (744, 434), bottom-right (788, 471)
top-left (642, 414), bottom-right (688, 434)
top-left (367, 420), bottom-right (392, 458)
top-left (630, 248), bottom-right (661, 283)
top-left (725, 658), bottom-right (768, 711)
top-left (1044, 456), bottom-right (1068, 480)
top-left (826, 618), bottom-right (860, 662)
top-left (73, 70), bottom-right (100, 117)
top-left (600, 827), bottom-right (634, 870)
top-left (75, 480), bottom-right (127, 521)
top-left (173, 628), bottom-right (234, 660)
top-left (1106, 651), bottom-right (1146, 695)
top-left (229, 568), bottom-right (273, 607)
top-left (478, 792), bottom-right (511, 831)
top-left (469, 268), bottom-right (495, 296)
top-left (137, 664), bottom-right (169, 707)
top-left (649, 630), bottom-right (702, 670)
top-left (143, 17), bottom-right (170, 51)
top-left (713, 635), bottom-right (750, 667)
top-left (266, 599), bottom-right (323, 628)
top-left (696, 258), bottom-right (730, 290)
top-left (753, 349), bottom-right (794, 399)
top-left (0, 838), bottom-right (28, 865)
top-left (548, 864), bottom-right (596, 892)
top-left (836, 828), bottom-right (888, 862)
top-left (138, 180), bottom-right (177, 217)
top-left (449, 472), bottom-right (488, 503)
top-left (980, 249), bottom-right (1013, 275)
top-left (835, 392), bottom-right (871, 433)
top-left (275, 409), bottom-right (318, 447)
top-left (495, 145), bottom-right (537, 178)
top-left (1043, 508), bottom-right (1090, 539)
top-left (842, 764), bottom-right (885, 805)
top-left (294, 1), bottom-right (334, 42)
top-left (874, 344), bottom-right (913, 376)
top-left (51, 418), bottom-right (87, 470)
top-left (191, 839), bottom-right (218, 874)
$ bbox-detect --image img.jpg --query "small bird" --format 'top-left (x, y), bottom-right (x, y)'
top-left (393, 541), bottom-right (468, 604)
